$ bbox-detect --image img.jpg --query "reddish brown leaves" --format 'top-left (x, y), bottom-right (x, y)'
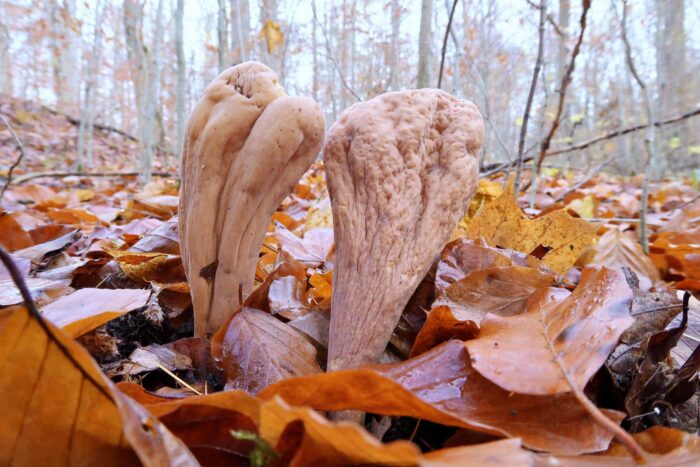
top-left (261, 340), bottom-right (622, 455)
top-left (466, 267), bottom-right (633, 395)
top-left (220, 307), bottom-right (321, 394)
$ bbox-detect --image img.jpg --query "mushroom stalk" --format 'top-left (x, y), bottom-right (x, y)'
top-left (180, 62), bottom-right (325, 336)
top-left (324, 89), bottom-right (484, 371)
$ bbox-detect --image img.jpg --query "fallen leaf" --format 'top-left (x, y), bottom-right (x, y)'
top-left (120, 343), bottom-right (193, 376)
top-left (268, 275), bottom-right (310, 320)
top-left (0, 212), bottom-right (33, 251)
top-left (410, 305), bottom-right (478, 357)
top-left (13, 229), bottom-right (80, 263)
top-left (0, 277), bottom-right (72, 306)
top-left (465, 176), bottom-right (597, 274)
top-left (307, 270), bottom-right (332, 310)
top-left (434, 266), bottom-right (556, 328)
top-left (421, 438), bottom-right (532, 466)
top-left (588, 228), bottom-right (660, 291)
top-left (261, 340), bottom-right (623, 455)
top-left (0, 304), bottom-right (197, 465)
top-left (41, 287), bottom-right (151, 337)
top-left (273, 224), bottom-right (334, 267)
top-left (466, 267), bottom-right (633, 395)
top-left (220, 307), bottom-right (322, 394)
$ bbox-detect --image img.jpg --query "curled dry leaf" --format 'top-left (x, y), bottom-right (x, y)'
top-left (268, 275), bottom-right (310, 320)
top-left (410, 305), bottom-right (478, 357)
top-left (41, 287), bottom-right (151, 337)
top-left (465, 176), bottom-right (597, 274)
top-left (324, 89), bottom-right (484, 371)
top-left (466, 266), bottom-right (633, 395)
top-left (179, 61), bottom-right (324, 336)
top-left (261, 397), bottom-right (420, 466)
top-left (13, 229), bottom-right (80, 264)
top-left (261, 340), bottom-right (623, 455)
top-left (0, 305), bottom-right (197, 465)
top-left (587, 228), bottom-right (660, 291)
top-left (219, 307), bottom-right (321, 394)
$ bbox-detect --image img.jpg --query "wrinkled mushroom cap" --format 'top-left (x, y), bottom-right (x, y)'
top-left (324, 88), bottom-right (484, 370)
top-left (180, 61), bottom-right (324, 336)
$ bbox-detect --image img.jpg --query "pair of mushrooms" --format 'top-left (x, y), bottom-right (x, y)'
top-left (180, 61), bottom-right (484, 373)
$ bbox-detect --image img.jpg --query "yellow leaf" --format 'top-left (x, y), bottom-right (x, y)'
top-left (308, 270), bottom-right (332, 310)
top-left (668, 136), bottom-right (681, 150)
top-left (465, 175), bottom-right (597, 274)
top-left (566, 195), bottom-right (595, 219)
top-left (259, 20), bottom-right (284, 53)
top-left (106, 249), bottom-right (168, 282)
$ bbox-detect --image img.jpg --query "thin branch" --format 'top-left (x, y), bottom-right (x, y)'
top-left (525, 0), bottom-right (564, 36)
top-left (311, 2), bottom-right (361, 102)
top-left (546, 107), bottom-right (700, 156)
top-left (535, 0), bottom-right (592, 173)
top-left (514, 0), bottom-right (546, 193)
top-left (12, 171), bottom-right (176, 185)
top-left (0, 114), bottom-right (26, 202)
top-left (437, 0), bottom-right (459, 89)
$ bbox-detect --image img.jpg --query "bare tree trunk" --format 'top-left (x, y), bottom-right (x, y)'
top-left (312, 0), bottom-right (319, 100)
top-left (260, 0), bottom-right (280, 72)
top-left (417, 0), bottom-right (432, 88)
top-left (77, 2), bottom-right (104, 170)
top-left (230, 0), bottom-right (251, 63)
top-left (176, 0), bottom-right (186, 164)
top-left (218, 0), bottom-right (228, 71)
top-left (0, 20), bottom-right (10, 94)
top-left (49, 0), bottom-right (79, 111)
top-left (388, 0), bottom-right (401, 91)
top-left (141, 0), bottom-right (165, 184)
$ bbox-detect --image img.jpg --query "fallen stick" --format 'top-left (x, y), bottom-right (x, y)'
top-left (11, 171), bottom-right (177, 184)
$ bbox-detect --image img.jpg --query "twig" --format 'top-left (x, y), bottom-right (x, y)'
top-left (544, 317), bottom-right (646, 462)
top-left (546, 107), bottom-right (700, 157)
top-left (311, 2), bottom-right (361, 102)
top-left (0, 114), bottom-right (26, 202)
top-left (535, 0), bottom-right (592, 174)
top-left (155, 362), bottom-right (202, 395)
top-left (526, 0), bottom-right (564, 36)
top-left (0, 244), bottom-right (115, 400)
top-left (437, 0), bottom-right (459, 89)
top-left (12, 170), bottom-right (176, 184)
top-left (514, 0), bottom-right (545, 193)
top-left (619, 0), bottom-right (655, 254)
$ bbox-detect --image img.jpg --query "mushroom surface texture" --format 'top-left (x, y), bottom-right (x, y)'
top-left (180, 61), bottom-right (325, 336)
top-left (324, 89), bottom-right (484, 371)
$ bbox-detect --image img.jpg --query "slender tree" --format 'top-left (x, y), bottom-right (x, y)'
top-left (417, 0), bottom-right (432, 88)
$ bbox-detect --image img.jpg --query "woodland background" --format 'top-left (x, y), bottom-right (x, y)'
top-left (0, 0), bottom-right (699, 181)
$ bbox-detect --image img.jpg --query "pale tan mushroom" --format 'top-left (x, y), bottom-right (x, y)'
top-left (324, 89), bottom-right (484, 371)
top-left (180, 62), bottom-right (325, 336)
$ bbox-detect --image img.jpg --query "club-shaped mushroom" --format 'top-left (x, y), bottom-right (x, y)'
top-left (180, 62), bottom-right (325, 336)
top-left (324, 89), bottom-right (484, 371)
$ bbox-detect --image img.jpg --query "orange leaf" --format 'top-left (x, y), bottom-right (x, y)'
top-left (465, 266), bottom-right (633, 395)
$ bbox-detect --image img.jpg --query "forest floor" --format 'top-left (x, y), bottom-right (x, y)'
top-left (1, 94), bottom-right (700, 465)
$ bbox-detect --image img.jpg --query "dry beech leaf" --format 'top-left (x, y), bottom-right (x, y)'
top-left (13, 229), bottom-right (80, 263)
top-left (261, 396), bottom-right (420, 465)
top-left (0, 277), bottom-right (71, 307)
top-left (466, 266), bottom-right (633, 395)
top-left (465, 176), bottom-right (596, 274)
top-left (220, 307), bottom-right (321, 394)
top-left (434, 266), bottom-right (556, 326)
top-left (0, 305), bottom-right (197, 465)
top-left (107, 249), bottom-right (184, 283)
top-left (540, 426), bottom-right (700, 465)
top-left (130, 216), bottom-right (180, 255)
top-left (588, 228), bottom-right (660, 291)
top-left (273, 224), bottom-right (334, 267)
top-left (307, 270), bottom-right (332, 310)
top-left (268, 275), bottom-right (310, 320)
top-left (41, 287), bottom-right (151, 337)
top-left (122, 384), bottom-right (420, 466)
top-left (261, 340), bottom-right (622, 455)
top-left (421, 438), bottom-right (532, 466)
top-left (0, 213), bottom-right (34, 251)
top-left (410, 305), bottom-right (479, 357)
